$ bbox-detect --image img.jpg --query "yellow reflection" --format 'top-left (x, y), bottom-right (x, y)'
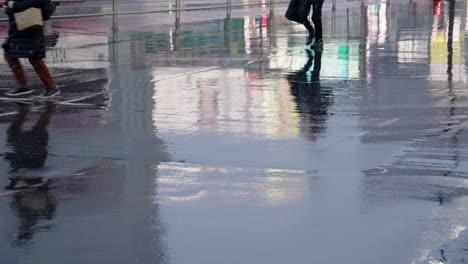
top-left (263, 176), bottom-right (309, 206)
top-left (449, 225), bottom-right (466, 240)
top-left (265, 168), bottom-right (306, 174)
top-left (165, 190), bottom-right (208, 202)
top-left (431, 31), bottom-right (448, 65)
top-left (430, 9), bottom-right (465, 81)
top-left (264, 78), bottom-right (301, 139)
top-left (157, 163), bottom-right (314, 206)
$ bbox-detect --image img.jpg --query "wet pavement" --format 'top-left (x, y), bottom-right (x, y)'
top-left (1, 0), bottom-right (468, 263)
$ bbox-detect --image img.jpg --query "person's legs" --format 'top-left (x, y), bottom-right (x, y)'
top-left (303, 18), bottom-right (315, 45)
top-left (28, 58), bottom-right (57, 89)
top-left (3, 53), bottom-right (35, 96)
top-left (4, 53), bottom-right (27, 86)
top-left (28, 58), bottom-right (60, 98)
top-left (311, 0), bottom-right (324, 46)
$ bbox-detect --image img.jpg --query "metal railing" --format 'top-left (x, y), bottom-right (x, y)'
top-left (0, 0), bottom-right (290, 21)
top-left (0, 0), bottom-right (345, 22)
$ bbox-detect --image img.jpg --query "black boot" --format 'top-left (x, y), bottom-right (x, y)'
top-left (306, 33), bottom-right (314, 46)
top-left (311, 39), bottom-right (323, 50)
top-left (303, 19), bottom-right (315, 46)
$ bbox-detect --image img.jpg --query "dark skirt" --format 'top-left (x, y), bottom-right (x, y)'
top-left (3, 25), bottom-right (46, 59)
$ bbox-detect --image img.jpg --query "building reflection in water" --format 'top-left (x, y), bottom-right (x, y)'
top-left (361, 0), bottom-right (468, 218)
top-left (109, 0), bottom-right (468, 201)
top-left (121, 12), bottom-right (360, 139)
top-left (4, 103), bottom-right (57, 247)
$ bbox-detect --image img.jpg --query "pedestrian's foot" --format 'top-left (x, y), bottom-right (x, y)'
top-left (37, 87), bottom-right (60, 100)
top-left (311, 39), bottom-right (323, 50)
top-left (5, 87), bottom-right (34, 97)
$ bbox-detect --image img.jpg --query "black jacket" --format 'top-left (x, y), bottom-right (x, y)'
top-left (3, 0), bottom-right (47, 58)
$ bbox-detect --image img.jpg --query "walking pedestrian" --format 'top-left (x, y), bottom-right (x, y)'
top-left (304, 0), bottom-right (324, 48)
top-left (2, 0), bottom-right (60, 98)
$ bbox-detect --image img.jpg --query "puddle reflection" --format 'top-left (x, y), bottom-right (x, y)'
top-left (0, 0), bottom-right (468, 262)
top-left (5, 104), bottom-right (56, 187)
top-left (101, 1), bottom-right (467, 142)
top-left (4, 103), bottom-right (57, 247)
top-left (157, 162), bottom-right (316, 206)
top-left (288, 50), bottom-right (334, 141)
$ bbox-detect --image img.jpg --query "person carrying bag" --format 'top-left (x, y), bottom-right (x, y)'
top-left (2, 0), bottom-right (60, 98)
top-left (285, 0), bottom-right (324, 48)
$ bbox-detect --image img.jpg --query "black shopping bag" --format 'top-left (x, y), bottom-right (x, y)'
top-left (285, 0), bottom-right (311, 24)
